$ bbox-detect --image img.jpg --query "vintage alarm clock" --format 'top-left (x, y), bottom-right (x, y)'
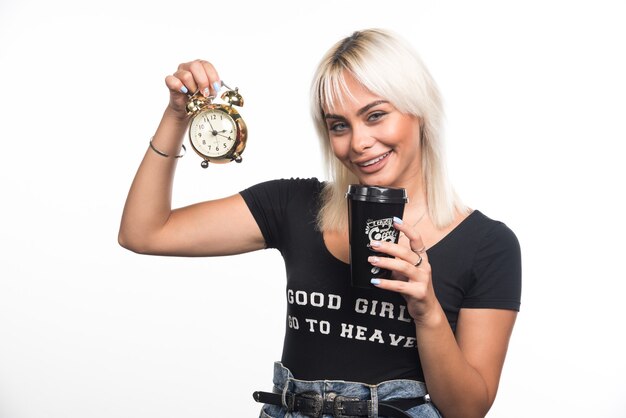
top-left (186, 82), bottom-right (248, 168)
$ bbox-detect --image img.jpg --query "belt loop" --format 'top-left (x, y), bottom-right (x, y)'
top-left (281, 380), bottom-right (294, 411)
top-left (370, 385), bottom-right (378, 418)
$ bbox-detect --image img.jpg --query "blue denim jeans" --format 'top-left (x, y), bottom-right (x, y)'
top-left (259, 362), bottom-right (441, 418)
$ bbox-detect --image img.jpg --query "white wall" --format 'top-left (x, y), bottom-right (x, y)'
top-left (1, 1), bottom-right (625, 417)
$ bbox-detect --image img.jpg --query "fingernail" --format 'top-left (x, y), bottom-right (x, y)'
top-left (202, 87), bottom-right (210, 97)
top-left (370, 241), bottom-right (382, 248)
top-left (371, 278), bottom-right (381, 286)
top-left (393, 216), bottom-right (403, 225)
top-left (368, 256), bottom-right (380, 264)
top-left (213, 81), bottom-right (222, 93)
top-left (180, 85), bottom-right (188, 94)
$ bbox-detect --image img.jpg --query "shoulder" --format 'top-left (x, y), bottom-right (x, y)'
top-left (465, 210), bottom-right (522, 285)
top-left (467, 210), bottom-right (520, 252)
top-left (238, 178), bottom-right (324, 248)
top-left (242, 177), bottom-right (323, 193)
top-left (239, 177), bottom-right (325, 208)
top-left (461, 211), bottom-right (522, 309)
top-left (277, 177), bottom-right (325, 193)
top-left (434, 209), bottom-right (521, 268)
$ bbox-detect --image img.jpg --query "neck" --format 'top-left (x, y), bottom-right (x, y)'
top-left (395, 172), bottom-right (428, 222)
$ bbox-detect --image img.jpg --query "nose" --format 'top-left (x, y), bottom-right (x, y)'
top-left (350, 124), bottom-right (375, 154)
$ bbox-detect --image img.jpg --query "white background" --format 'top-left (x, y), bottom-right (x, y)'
top-left (1, 0), bottom-right (625, 417)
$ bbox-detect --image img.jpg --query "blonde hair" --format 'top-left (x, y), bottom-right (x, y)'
top-left (310, 28), bottom-right (465, 231)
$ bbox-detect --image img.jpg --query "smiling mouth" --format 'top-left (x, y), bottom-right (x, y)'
top-left (357, 152), bottom-right (390, 167)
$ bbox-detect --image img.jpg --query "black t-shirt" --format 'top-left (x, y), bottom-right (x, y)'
top-left (240, 178), bottom-right (521, 384)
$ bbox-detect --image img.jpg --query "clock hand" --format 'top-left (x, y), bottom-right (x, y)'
top-left (207, 118), bottom-right (216, 132)
top-left (209, 126), bottom-right (226, 136)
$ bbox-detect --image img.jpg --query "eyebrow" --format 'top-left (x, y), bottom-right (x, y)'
top-left (324, 100), bottom-right (389, 119)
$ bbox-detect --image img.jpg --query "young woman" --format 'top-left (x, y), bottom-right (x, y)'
top-left (119, 28), bottom-right (521, 418)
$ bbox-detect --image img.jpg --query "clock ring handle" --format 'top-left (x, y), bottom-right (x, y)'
top-left (185, 80), bottom-right (243, 115)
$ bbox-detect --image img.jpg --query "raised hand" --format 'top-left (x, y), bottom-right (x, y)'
top-left (164, 59), bottom-right (222, 119)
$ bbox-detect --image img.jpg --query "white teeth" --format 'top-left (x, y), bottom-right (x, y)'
top-left (360, 152), bottom-right (389, 167)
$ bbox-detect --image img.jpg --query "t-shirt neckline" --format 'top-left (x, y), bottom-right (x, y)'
top-left (319, 209), bottom-right (481, 266)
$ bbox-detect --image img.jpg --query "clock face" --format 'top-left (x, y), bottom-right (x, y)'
top-left (189, 108), bottom-right (237, 158)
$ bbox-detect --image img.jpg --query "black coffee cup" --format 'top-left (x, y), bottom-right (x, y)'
top-left (346, 185), bottom-right (408, 288)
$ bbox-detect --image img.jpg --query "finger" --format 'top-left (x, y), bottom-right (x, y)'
top-left (369, 239), bottom-right (420, 266)
top-left (165, 75), bottom-right (190, 94)
top-left (370, 277), bottom-right (427, 299)
top-left (181, 59), bottom-right (221, 98)
top-left (172, 69), bottom-right (198, 95)
top-left (392, 217), bottom-right (429, 263)
top-left (187, 60), bottom-right (212, 97)
top-left (199, 60), bottom-right (222, 96)
top-left (368, 255), bottom-right (430, 281)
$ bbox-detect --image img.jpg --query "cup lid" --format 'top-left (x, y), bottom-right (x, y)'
top-left (345, 184), bottom-right (408, 203)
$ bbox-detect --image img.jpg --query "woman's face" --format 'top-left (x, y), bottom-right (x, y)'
top-left (323, 72), bottom-right (422, 188)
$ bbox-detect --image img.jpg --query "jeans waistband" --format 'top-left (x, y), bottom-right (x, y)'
top-left (271, 362), bottom-right (430, 417)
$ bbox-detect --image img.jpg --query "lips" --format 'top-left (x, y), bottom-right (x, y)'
top-left (357, 151), bottom-right (390, 167)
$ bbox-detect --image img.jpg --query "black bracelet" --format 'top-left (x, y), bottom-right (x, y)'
top-left (149, 137), bottom-right (186, 158)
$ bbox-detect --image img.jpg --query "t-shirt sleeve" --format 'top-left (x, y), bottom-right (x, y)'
top-left (462, 222), bottom-right (522, 311)
top-left (239, 180), bottom-right (287, 249)
top-left (239, 178), bottom-right (320, 251)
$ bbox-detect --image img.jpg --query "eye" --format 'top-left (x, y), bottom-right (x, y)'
top-left (328, 121), bottom-right (348, 133)
top-left (367, 111), bottom-right (386, 122)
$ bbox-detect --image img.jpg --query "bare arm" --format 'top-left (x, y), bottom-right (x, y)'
top-left (369, 220), bottom-right (517, 418)
top-left (415, 307), bottom-right (516, 417)
top-left (118, 60), bottom-right (265, 256)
